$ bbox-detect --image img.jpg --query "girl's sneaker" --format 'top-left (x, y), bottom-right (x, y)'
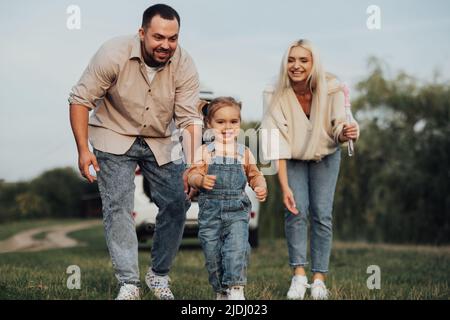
top-left (216, 292), bottom-right (229, 300)
top-left (228, 286), bottom-right (245, 300)
top-left (115, 283), bottom-right (140, 300)
top-left (310, 279), bottom-right (330, 300)
top-left (287, 275), bottom-right (310, 300)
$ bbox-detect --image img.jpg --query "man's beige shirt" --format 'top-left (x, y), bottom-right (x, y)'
top-left (69, 34), bottom-right (202, 165)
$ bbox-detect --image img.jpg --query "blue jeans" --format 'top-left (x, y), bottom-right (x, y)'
top-left (94, 137), bottom-right (189, 286)
top-left (284, 150), bottom-right (341, 274)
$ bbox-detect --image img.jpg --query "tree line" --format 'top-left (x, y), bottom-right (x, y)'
top-left (258, 58), bottom-right (449, 244)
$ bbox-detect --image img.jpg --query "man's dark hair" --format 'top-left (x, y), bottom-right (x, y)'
top-left (142, 4), bottom-right (180, 29)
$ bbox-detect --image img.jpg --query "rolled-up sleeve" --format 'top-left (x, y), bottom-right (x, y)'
top-left (68, 43), bottom-right (117, 110)
top-left (174, 53), bottom-right (202, 129)
top-left (185, 145), bottom-right (208, 188)
top-left (244, 149), bottom-right (267, 190)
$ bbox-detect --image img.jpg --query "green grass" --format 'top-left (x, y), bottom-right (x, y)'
top-left (0, 219), bottom-right (449, 300)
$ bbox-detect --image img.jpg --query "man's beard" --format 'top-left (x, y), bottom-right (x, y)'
top-left (143, 47), bottom-right (172, 68)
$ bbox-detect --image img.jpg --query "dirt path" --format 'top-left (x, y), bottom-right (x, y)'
top-left (334, 241), bottom-right (450, 255)
top-left (0, 220), bottom-right (102, 254)
top-left (1, 221), bottom-right (448, 255)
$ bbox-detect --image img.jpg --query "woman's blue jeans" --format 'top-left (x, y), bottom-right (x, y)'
top-left (284, 150), bottom-right (341, 274)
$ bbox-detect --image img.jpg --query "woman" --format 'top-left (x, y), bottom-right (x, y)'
top-left (261, 39), bottom-right (359, 300)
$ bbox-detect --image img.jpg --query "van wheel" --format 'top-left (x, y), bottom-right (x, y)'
top-left (249, 228), bottom-right (259, 248)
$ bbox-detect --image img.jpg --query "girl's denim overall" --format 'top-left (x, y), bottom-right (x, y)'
top-left (197, 142), bottom-right (252, 293)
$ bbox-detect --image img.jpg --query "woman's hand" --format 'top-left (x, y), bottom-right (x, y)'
top-left (283, 187), bottom-right (299, 215)
top-left (254, 186), bottom-right (267, 202)
top-left (339, 123), bottom-right (359, 142)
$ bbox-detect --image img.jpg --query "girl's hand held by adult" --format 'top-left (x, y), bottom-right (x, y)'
top-left (254, 186), bottom-right (267, 202)
top-left (201, 175), bottom-right (216, 190)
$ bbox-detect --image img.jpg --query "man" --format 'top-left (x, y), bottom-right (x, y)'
top-left (69, 4), bottom-right (202, 300)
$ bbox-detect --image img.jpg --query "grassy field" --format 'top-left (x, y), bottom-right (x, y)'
top-left (0, 219), bottom-right (448, 300)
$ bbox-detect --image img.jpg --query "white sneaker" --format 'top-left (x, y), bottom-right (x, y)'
top-left (216, 292), bottom-right (228, 300)
top-left (115, 284), bottom-right (140, 300)
top-left (311, 279), bottom-right (330, 300)
top-left (145, 268), bottom-right (175, 300)
top-left (287, 275), bottom-right (310, 300)
top-left (227, 286), bottom-right (245, 300)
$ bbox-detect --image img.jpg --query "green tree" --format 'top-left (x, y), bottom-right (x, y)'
top-left (0, 167), bottom-right (90, 222)
top-left (255, 57), bottom-right (449, 244)
top-left (29, 167), bottom-right (84, 218)
top-left (334, 57), bottom-right (450, 244)
top-left (15, 192), bottom-right (50, 218)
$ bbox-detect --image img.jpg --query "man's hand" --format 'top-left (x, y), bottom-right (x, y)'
top-left (78, 150), bottom-right (100, 183)
top-left (254, 186), bottom-right (267, 202)
top-left (70, 104), bottom-right (98, 183)
top-left (183, 169), bottom-right (198, 199)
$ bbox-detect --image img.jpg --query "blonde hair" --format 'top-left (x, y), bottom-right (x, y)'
top-left (271, 39), bottom-right (326, 104)
top-left (203, 96), bottom-right (242, 128)
top-left (268, 39), bottom-right (330, 158)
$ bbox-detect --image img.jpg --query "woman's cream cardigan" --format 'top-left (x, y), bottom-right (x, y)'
top-left (261, 77), bottom-right (359, 161)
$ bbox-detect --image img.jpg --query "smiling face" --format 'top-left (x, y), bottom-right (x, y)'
top-left (207, 105), bottom-right (241, 143)
top-left (287, 46), bottom-right (313, 84)
top-left (139, 15), bottom-right (179, 67)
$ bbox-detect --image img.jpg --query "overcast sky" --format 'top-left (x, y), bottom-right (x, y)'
top-left (1, 0), bottom-right (449, 181)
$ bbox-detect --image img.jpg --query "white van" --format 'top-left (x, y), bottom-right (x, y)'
top-left (133, 87), bottom-right (260, 247)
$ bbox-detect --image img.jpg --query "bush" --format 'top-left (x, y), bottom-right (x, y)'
top-left (0, 167), bottom-right (91, 222)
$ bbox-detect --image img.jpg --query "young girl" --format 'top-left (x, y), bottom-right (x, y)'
top-left (187, 97), bottom-right (267, 300)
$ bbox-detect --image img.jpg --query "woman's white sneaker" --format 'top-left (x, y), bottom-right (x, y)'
top-left (310, 279), bottom-right (329, 300)
top-left (287, 275), bottom-right (310, 300)
top-left (115, 283), bottom-right (140, 300)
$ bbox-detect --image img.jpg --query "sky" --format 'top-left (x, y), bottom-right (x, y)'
top-left (0, 0), bottom-right (449, 182)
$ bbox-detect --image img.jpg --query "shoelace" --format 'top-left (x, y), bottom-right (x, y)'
top-left (292, 277), bottom-right (311, 289)
top-left (150, 274), bottom-right (171, 289)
